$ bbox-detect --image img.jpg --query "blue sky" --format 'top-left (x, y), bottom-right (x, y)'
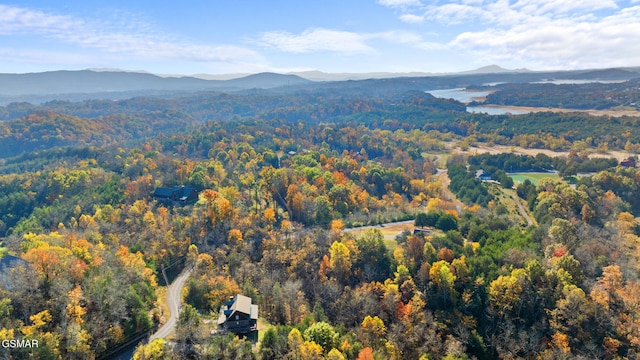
top-left (1, 0), bottom-right (640, 75)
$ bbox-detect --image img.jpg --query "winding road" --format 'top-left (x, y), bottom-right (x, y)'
top-left (149, 267), bottom-right (193, 341)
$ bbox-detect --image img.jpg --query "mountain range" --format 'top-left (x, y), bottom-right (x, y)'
top-left (1, 65), bottom-right (639, 105)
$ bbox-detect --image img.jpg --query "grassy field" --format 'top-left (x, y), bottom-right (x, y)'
top-left (347, 222), bottom-right (414, 239)
top-left (257, 318), bottom-right (272, 343)
top-left (345, 221), bottom-right (415, 253)
top-left (508, 172), bottom-right (560, 185)
top-left (490, 185), bottom-right (536, 227)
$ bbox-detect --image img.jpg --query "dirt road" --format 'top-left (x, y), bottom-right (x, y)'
top-left (437, 170), bottom-right (464, 214)
top-left (511, 192), bottom-right (535, 226)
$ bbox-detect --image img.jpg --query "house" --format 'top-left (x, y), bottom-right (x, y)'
top-left (152, 186), bottom-right (198, 205)
top-left (413, 228), bottom-right (434, 236)
top-left (621, 159), bottom-right (637, 168)
top-left (475, 169), bottom-right (491, 181)
top-left (217, 294), bottom-right (258, 335)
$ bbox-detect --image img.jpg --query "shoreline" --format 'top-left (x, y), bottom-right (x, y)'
top-left (475, 104), bottom-right (640, 117)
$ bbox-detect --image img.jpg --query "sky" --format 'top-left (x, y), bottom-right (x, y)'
top-left (1, 0), bottom-right (640, 75)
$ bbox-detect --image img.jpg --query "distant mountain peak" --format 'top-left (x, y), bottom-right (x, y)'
top-left (87, 68), bottom-right (150, 74)
top-left (461, 65), bottom-right (532, 74)
top-left (225, 72), bottom-right (313, 88)
top-left (476, 65), bottom-right (508, 73)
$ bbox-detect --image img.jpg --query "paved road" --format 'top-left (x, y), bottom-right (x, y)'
top-left (149, 268), bottom-right (193, 341)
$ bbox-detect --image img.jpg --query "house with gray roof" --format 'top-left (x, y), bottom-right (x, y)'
top-left (217, 294), bottom-right (258, 335)
top-left (152, 186), bottom-right (198, 205)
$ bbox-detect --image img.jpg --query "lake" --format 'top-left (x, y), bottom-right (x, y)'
top-left (426, 88), bottom-right (492, 103)
top-left (426, 88), bottom-right (530, 115)
top-left (533, 79), bottom-right (627, 85)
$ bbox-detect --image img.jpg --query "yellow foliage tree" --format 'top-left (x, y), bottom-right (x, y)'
top-left (329, 241), bottom-right (352, 283)
top-left (133, 338), bottom-right (169, 360)
top-left (264, 207), bottom-right (276, 225)
top-left (361, 315), bottom-right (386, 348)
top-left (299, 341), bottom-right (324, 360)
top-left (66, 285), bottom-right (87, 325)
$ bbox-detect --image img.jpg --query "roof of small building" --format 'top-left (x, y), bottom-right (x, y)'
top-left (231, 294), bottom-right (252, 315)
top-left (217, 294), bottom-right (259, 325)
top-left (153, 186), bottom-right (196, 198)
top-left (153, 187), bottom-right (175, 197)
top-left (476, 169), bottom-right (490, 178)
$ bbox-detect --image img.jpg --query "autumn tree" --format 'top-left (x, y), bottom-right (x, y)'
top-left (329, 241), bottom-right (352, 284)
top-left (173, 304), bottom-right (205, 359)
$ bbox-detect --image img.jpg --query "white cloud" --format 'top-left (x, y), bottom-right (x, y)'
top-left (260, 28), bottom-right (374, 55)
top-left (368, 30), bottom-right (446, 50)
top-left (449, 5), bottom-right (640, 69)
top-left (425, 0), bottom-right (619, 26)
top-left (399, 14), bottom-right (425, 23)
top-left (0, 5), bottom-right (264, 65)
top-left (0, 5), bottom-right (84, 36)
top-left (425, 4), bottom-right (487, 24)
top-left (511, 0), bottom-right (617, 16)
top-left (380, 0), bottom-right (638, 69)
top-left (370, 30), bottom-right (423, 44)
top-left (259, 28), bottom-right (444, 55)
top-left (378, 0), bottom-right (422, 8)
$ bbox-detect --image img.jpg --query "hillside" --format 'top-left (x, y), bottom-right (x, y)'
top-left (2, 67), bottom-right (640, 105)
top-left (478, 79), bottom-right (640, 110)
top-left (0, 66), bottom-right (640, 359)
top-left (0, 70), bottom-right (312, 102)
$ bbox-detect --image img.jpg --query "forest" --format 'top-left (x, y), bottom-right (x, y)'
top-left (472, 79), bottom-right (640, 110)
top-left (3, 84), bottom-right (640, 159)
top-left (0, 83), bottom-right (639, 359)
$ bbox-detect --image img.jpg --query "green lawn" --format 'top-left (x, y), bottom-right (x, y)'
top-left (257, 318), bottom-right (273, 344)
top-left (385, 239), bottom-right (398, 253)
top-left (508, 172), bottom-right (560, 185)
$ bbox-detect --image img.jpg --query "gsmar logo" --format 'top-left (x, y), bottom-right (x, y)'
top-left (1, 339), bottom-right (39, 348)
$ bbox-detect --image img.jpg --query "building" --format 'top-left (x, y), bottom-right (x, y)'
top-left (621, 158), bottom-right (637, 168)
top-left (152, 186), bottom-right (198, 205)
top-left (413, 228), bottom-right (434, 236)
top-left (475, 169), bottom-right (491, 181)
top-left (217, 294), bottom-right (258, 335)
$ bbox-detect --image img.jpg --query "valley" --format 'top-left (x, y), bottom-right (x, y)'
top-left (0, 68), bottom-right (639, 360)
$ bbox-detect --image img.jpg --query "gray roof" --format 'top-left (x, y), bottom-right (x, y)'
top-left (153, 187), bottom-right (175, 197)
top-left (231, 294), bottom-right (252, 315)
top-left (217, 294), bottom-right (258, 324)
top-left (153, 186), bottom-right (196, 198)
